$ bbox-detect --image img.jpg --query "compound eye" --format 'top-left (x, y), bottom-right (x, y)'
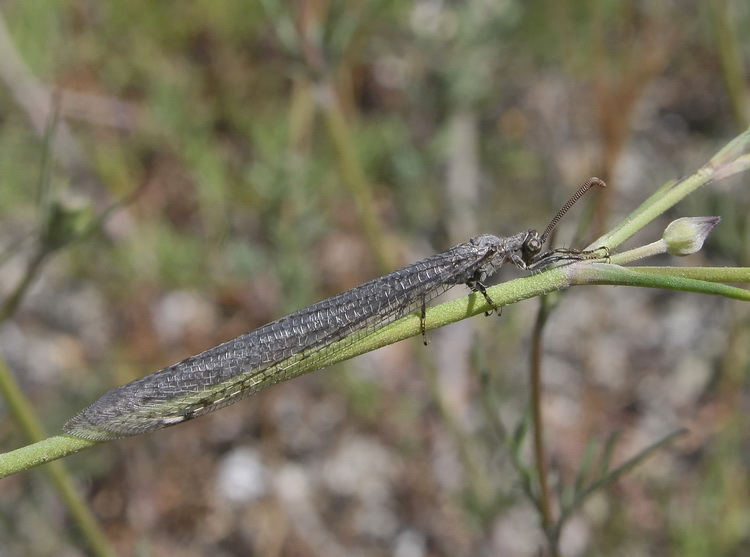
top-left (526, 238), bottom-right (542, 254)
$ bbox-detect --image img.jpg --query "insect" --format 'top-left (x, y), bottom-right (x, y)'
top-left (63, 178), bottom-right (606, 441)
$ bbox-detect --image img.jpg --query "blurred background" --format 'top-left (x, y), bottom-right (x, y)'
top-left (1, 1), bottom-right (749, 556)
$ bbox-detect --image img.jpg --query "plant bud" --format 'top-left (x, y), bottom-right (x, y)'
top-left (663, 216), bottom-right (720, 256)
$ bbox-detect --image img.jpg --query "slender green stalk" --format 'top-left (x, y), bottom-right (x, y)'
top-left (421, 348), bottom-right (495, 516)
top-left (0, 88), bottom-right (121, 556)
top-left (0, 264), bottom-right (592, 477)
top-left (318, 80), bottom-right (395, 272)
top-left (0, 434), bottom-right (96, 479)
top-left (708, 0), bottom-right (749, 128)
top-left (0, 249), bottom-right (48, 321)
top-left (0, 358), bottom-right (112, 555)
top-left (5, 252), bottom-right (749, 479)
top-left (607, 240), bottom-right (667, 265)
top-left (625, 266), bottom-right (750, 282)
top-left (288, 4), bottom-right (394, 273)
top-left (530, 300), bottom-right (554, 533)
top-left (590, 167), bottom-right (713, 251)
top-left (570, 263), bottom-right (750, 301)
top-left (591, 127), bottom-right (750, 253)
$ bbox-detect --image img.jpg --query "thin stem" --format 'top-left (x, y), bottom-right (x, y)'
top-left (625, 266), bottom-right (750, 282)
top-left (0, 248), bottom-right (48, 321)
top-left (530, 299), bottom-right (554, 534)
top-left (292, 7), bottom-right (395, 273)
top-left (591, 127), bottom-right (750, 253)
top-left (570, 263), bottom-right (750, 301)
top-left (0, 264), bottom-right (589, 477)
top-left (607, 239), bottom-right (666, 265)
top-left (589, 167), bottom-right (713, 251)
top-left (708, 0), bottom-right (749, 128)
top-left (422, 349), bottom-right (494, 515)
top-left (318, 80), bottom-right (395, 272)
top-left (4, 255), bottom-right (750, 478)
top-left (0, 358), bottom-right (112, 555)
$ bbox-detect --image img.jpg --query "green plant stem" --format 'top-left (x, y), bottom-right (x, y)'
top-left (5, 257), bottom-right (748, 478)
top-left (0, 434), bottom-right (96, 478)
top-left (0, 188), bottom-right (137, 550)
top-left (422, 349), bottom-right (494, 516)
top-left (530, 300), bottom-right (554, 533)
top-left (559, 429), bottom-right (687, 527)
top-left (571, 264), bottom-right (750, 300)
top-left (318, 80), bottom-right (395, 272)
top-left (0, 264), bottom-right (579, 477)
top-left (591, 168), bottom-right (712, 251)
top-left (626, 266), bottom-right (750, 282)
top-left (708, 0), bottom-right (749, 128)
top-left (0, 248), bottom-right (48, 321)
top-left (607, 240), bottom-right (666, 265)
top-left (591, 127), bottom-right (750, 252)
top-left (0, 358), bottom-right (112, 555)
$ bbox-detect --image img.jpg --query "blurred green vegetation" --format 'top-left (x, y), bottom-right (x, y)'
top-left (1, 1), bottom-right (749, 556)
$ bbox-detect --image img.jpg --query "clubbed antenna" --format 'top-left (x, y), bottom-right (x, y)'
top-left (539, 177), bottom-right (606, 245)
